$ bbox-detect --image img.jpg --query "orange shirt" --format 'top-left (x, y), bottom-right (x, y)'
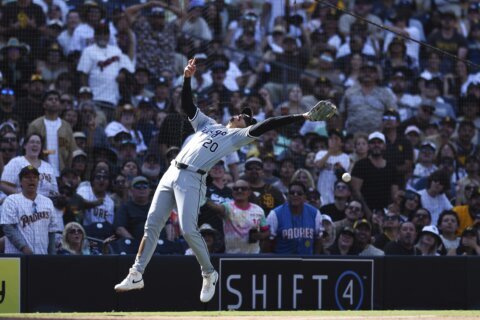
top-left (453, 205), bottom-right (474, 235)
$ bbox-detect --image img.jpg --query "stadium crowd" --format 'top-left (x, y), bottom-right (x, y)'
top-left (0, 0), bottom-right (480, 257)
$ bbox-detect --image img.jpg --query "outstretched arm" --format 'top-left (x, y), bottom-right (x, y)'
top-left (182, 59), bottom-right (198, 119)
top-left (249, 114), bottom-right (306, 137)
top-left (249, 100), bottom-right (336, 137)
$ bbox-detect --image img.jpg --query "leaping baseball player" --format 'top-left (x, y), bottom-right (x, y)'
top-left (114, 58), bottom-right (337, 303)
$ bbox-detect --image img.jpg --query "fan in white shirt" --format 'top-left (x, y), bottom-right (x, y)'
top-left (419, 170), bottom-right (453, 225)
top-left (1, 133), bottom-right (58, 198)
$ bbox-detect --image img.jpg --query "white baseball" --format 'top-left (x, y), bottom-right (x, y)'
top-left (342, 173), bottom-right (351, 183)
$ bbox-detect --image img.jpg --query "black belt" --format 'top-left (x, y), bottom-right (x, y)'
top-left (174, 161), bottom-right (206, 175)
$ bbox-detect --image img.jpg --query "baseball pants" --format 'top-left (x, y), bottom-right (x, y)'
top-left (132, 165), bottom-right (215, 275)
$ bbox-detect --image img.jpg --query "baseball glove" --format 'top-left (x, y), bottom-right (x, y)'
top-left (307, 100), bottom-right (337, 121)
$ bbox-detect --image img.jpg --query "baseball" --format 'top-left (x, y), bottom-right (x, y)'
top-left (342, 173), bottom-right (351, 183)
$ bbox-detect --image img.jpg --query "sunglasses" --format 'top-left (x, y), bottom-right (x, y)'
top-left (233, 186), bottom-right (249, 192)
top-left (246, 166), bottom-right (262, 171)
top-left (335, 184), bottom-right (348, 190)
top-left (385, 215), bottom-right (399, 221)
top-left (347, 205), bottom-right (362, 213)
top-left (1, 88), bottom-right (14, 96)
top-left (94, 175), bottom-right (109, 181)
top-left (68, 228), bottom-right (83, 235)
top-left (382, 115), bottom-right (397, 121)
top-left (1, 148), bottom-right (15, 153)
top-left (289, 190), bottom-right (305, 196)
top-left (2, 137), bottom-right (16, 143)
top-left (133, 183), bottom-right (149, 190)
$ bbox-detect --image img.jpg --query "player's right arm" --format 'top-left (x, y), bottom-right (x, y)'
top-left (182, 58), bottom-right (198, 120)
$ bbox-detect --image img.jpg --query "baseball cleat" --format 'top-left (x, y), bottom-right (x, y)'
top-left (200, 270), bottom-right (218, 303)
top-left (114, 268), bottom-right (144, 292)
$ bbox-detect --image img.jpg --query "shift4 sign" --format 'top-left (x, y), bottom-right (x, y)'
top-left (219, 258), bottom-right (373, 310)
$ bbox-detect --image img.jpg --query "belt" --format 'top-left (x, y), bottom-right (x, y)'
top-left (174, 161), bottom-right (206, 175)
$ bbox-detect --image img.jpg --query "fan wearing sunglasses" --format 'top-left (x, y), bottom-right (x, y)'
top-left (58, 222), bottom-right (93, 255)
top-left (265, 181), bottom-right (324, 255)
top-left (203, 179), bottom-right (269, 254)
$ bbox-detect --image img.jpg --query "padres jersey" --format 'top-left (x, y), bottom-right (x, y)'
top-left (267, 203), bottom-right (323, 255)
top-left (222, 201), bottom-right (267, 254)
top-left (77, 184), bottom-right (115, 226)
top-left (0, 193), bottom-right (59, 254)
top-left (175, 110), bottom-right (257, 172)
top-left (1, 156), bottom-right (59, 197)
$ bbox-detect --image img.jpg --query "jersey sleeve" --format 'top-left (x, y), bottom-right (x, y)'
top-left (1, 158), bottom-right (19, 186)
top-left (230, 127), bottom-right (258, 148)
top-left (0, 196), bottom-right (18, 224)
top-left (189, 109), bottom-right (217, 132)
top-left (266, 210), bottom-right (278, 237)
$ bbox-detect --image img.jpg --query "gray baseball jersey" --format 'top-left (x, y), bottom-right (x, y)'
top-left (0, 193), bottom-right (60, 254)
top-left (175, 109), bottom-right (257, 171)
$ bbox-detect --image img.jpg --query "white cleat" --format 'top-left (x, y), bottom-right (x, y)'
top-left (114, 268), bottom-right (144, 292)
top-left (200, 270), bottom-right (218, 303)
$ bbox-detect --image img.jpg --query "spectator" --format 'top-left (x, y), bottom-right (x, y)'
top-left (199, 160), bottom-right (232, 247)
top-left (0, 128), bottom-right (18, 166)
top-left (399, 98), bottom-right (436, 133)
top-left (410, 207), bottom-right (432, 235)
top-left (0, 165), bottom-right (59, 254)
top-left (419, 170), bottom-right (453, 224)
top-left (334, 200), bottom-right (364, 236)
top-left (185, 223), bottom-right (221, 255)
top-left (105, 104), bottom-right (147, 154)
top-left (265, 182), bottom-right (323, 254)
top-left (456, 156), bottom-right (480, 205)
top-left (291, 168), bottom-right (315, 191)
top-left (399, 190), bottom-right (422, 221)
top-left (277, 134), bottom-right (307, 169)
top-left (261, 153), bottom-right (280, 185)
top-left (415, 225), bottom-right (443, 256)
top-left (1, 133), bottom-right (58, 197)
top-left (77, 168), bottom-right (115, 239)
top-left (0, 38), bottom-right (34, 97)
top-left (57, 221), bottom-right (94, 255)
top-left (182, 0), bottom-right (212, 43)
top-left (438, 210), bottom-right (460, 251)
top-left (384, 221), bottom-right (421, 255)
top-left (349, 132), bottom-right (369, 171)
top-left (272, 158), bottom-right (296, 195)
top-left (1, 0), bottom-right (46, 55)
top-left (57, 9), bottom-right (81, 55)
top-left (448, 226), bottom-right (480, 256)
top-left (329, 226), bottom-right (358, 255)
top-left (15, 74), bottom-right (46, 130)
top-left (340, 61), bottom-right (397, 134)
top-left (244, 157), bottom-right (285, 214)
top-left (351, 131), bottom-right (399, 215)
top-left (206, 179), bottom-right (269, 254)
top-left (36, 43), bottom-right (68, 85)
top-left (27, 90), bottom-right (77, 176)
top-left (0, 88), bottom-right (17, 125)
top-left (315, 128), bottom-right (350, 206)
top-left (408, 141), bottom-right (438, 188)
top-left (374, 212), bottom-right (401, 251)
top-left (320, 214), bottom-right (336, 254)
top-left (454, 120), bottom-right (478, 167)
top-left (114, 176), bottom-right (151, 241)
top-left (354, 219), bottom-right (384, 256)
top-left (453, 186), bottom-right (480, 235)
top-left (320, 180), bottom-right (352, 222)
top-left (69, 1), bottom-right (115, 53)
top-left (77, 23), bottom-right (134, 117)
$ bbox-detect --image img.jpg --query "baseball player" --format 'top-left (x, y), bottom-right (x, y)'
top-left (0, 165), bottom-right (59, 254)
top-left (114, 58), bottom-right (336, 303)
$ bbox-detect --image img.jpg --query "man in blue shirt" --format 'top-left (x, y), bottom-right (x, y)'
top-left (265, 181), bottom-right (323, 254)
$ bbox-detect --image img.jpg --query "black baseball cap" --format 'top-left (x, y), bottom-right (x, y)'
top-left (241, 107), bottom-right (257, 126)
top-left (328, 128), bottom-right (345, 141)
top-left (19, 165), bottom-right (40, 179)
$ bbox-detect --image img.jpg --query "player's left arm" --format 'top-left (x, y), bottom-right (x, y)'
top-left (248, 114), bottom-right (307, 138)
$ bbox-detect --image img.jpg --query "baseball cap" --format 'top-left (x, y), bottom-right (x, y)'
top-left (340, 226), bottom-right (355, 236)
top-left (166, 146), bottom-right (180, 158)
top-left (272, 25), bottom-right (286, 34)
top-left (155, 76), bottom-right (169, 87)
top-left (405, 125), bottom-right (421, 135)
top-left (199, 223), bottom-right (217, 235)
top-left (211, 61), bottom-right (228, 72)
top-left (131, 176), bottom-right (149, 187)
top-left (189, 0), bottom-right (205, 10)
top-left (73, 132), bottom-right (87, 139)
top-left (240, 107), bottom-right (257, 126)
top-left (353, 219), bottom-right (372, 230)
top-left (19, 165), bottom-right (40, 179)
top-left (149, 7), bottom-right (165, 16)
top-left (316, 76), bottom-right (332, 86)
top-left (213, 159), bottom-right (225, 167)
top-left (462, 226), bottom-right (478, 237)
top-left (120, 139), bottom-right (136, 147)
top-left (79, 86), bottom-right (92, 95)
top-left (420, 225), bottom-right (442, 243)
top-left (420, 141), bottom-right (436, 151)
top-left (328, 128), bottom-right (345, 141)
top-left (245, 157), bottom-right (263, 168)
top-left (383, 108), bottom-right (400, 121)
top-left (368, 131), bottom-right (386, 143)
top-left (30, 74), bottom-right (45, 83)
top-left (440, 116), bottom-right (456, 128)
top-left (72, 149), bottom-right (88, 159)
top-left (194, 53), bottom-right (207, 60)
